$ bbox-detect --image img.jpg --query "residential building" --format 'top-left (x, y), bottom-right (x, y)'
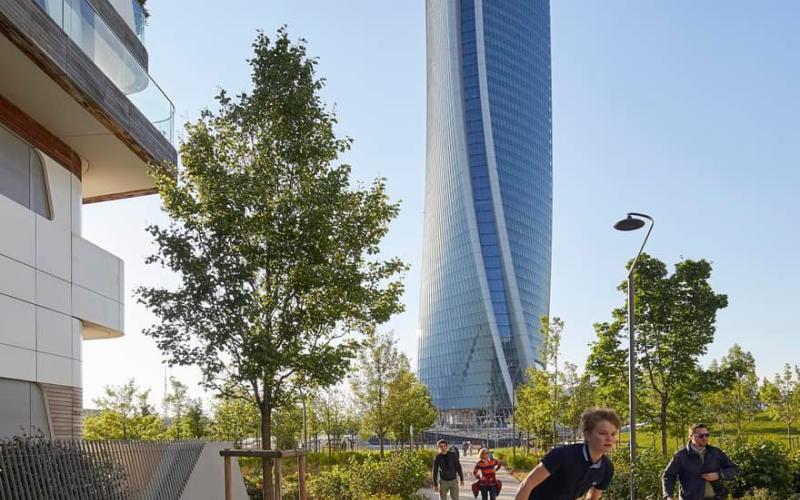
top-left (0, 0), bottom-right (175, 438)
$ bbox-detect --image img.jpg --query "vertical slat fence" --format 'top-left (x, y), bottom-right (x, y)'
top-left (0, 438), bottom-right (204, 500)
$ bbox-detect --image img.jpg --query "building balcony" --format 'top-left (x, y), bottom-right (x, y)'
top-left (0, 0), bottom-right (177, 202)
top-left (71, 232), bottom-right (124, 339)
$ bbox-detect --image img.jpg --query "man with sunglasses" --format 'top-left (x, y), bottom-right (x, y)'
top-left (663, 423), bottom-right (738, 500)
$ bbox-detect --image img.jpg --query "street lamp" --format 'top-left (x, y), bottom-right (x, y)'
top-left (508, 363), bottom-right (517, 463)
top-left (613, 212), bottom-right (653, 500)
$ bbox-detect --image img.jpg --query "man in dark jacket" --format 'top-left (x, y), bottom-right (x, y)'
top-left (663, 423), bottom-right (738, 500)
top-left (433, 439), bottom-right (464, 499)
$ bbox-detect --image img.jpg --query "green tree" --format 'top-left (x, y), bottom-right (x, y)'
top-left (760, 364), bottom-right (800, 445)
top-left (136, 29), bottom-right (406, 499)
top-left (184, 400), bottom-right (209, 439)
top-left (515, 368), bottom-right (556, 451)
top-left (272, 403), bottom-right (303, 450)
top-left (211, 395), bottom-right (260, 448)
top-left (85, 380), bottom-right (165, 440)
top-left (385, 367), bottom-right (438, 447)
top-left (705, 345), bottom-right (759, 435)
top-left (305, 394), bottom-right (324, 452)
top-left (163, 376), bottom-right (191, 439)
top-left (540, 315), bottom-right (564, 443)
top-left (588, 254), bottom-right (728, 454)
top-left (586, 321), bottom-right (630, 421)
top-left (559, 363), bottom-right (596, 438)
top-left (351, 330), bottom-right (407, 457)
top-left (315, 390), bottom-right (350, 455)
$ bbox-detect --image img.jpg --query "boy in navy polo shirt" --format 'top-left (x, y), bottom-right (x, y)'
top-left (514, 407), bottom-right (620, 500)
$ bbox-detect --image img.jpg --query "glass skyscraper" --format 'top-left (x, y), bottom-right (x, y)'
top-left (419, 0), bottom-right (552, 420)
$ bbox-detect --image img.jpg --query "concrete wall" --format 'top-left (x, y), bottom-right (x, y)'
top-left (180, 443), bottom-right (249, 500)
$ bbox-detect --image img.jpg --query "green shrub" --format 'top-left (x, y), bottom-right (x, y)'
top-left (605, 446), bottom-right (670, 500)
top-left (483, 447), bottom-right (540, 472)
top-left (724, 439), bottom-right (793, 498)
top-left (739, 489), bottom-right (778, 499)
top-left (790, 449), bottom-right (800, 495)
top-left (407, 448), bottom-right (436, 468)
top-left (308, 451), bottom-right (427, 500)
top-left (508, 452), bottom-right (540, 472)
top-left (307, 450), bottom-right (377, 468)
top-left (309, 464), bottom-right (353, 500)
top-left (350, 452), bottom-right (428, 499)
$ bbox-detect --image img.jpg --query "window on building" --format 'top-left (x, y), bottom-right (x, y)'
top-left (0, 124), bottom-right (53, 219)
top-left (0, 378), bottom-right (51, 439)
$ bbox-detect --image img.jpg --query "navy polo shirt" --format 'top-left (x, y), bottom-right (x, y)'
top-left (530, 443), bottom-right (614, 500)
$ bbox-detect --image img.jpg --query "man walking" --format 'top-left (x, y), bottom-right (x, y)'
top-left (433, 439), bottom-right (464, 499)
top-left (663, 423), bottom-right (738, 500)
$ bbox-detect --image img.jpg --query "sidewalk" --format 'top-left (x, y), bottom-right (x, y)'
top-left (420, 454), bottom-right (521, 499)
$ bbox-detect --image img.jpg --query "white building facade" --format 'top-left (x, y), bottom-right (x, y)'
top-left (0, 0), bottom-right (176, 438)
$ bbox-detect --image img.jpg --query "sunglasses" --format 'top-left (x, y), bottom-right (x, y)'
top-left (694, 433), bottom-right (710, 438)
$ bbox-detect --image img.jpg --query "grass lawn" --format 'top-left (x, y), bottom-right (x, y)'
top-left (620, 412), bottom-right (800, 452)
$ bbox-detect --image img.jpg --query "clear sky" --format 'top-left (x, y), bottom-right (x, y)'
top-left (82, 1), bottom-right (800, 408)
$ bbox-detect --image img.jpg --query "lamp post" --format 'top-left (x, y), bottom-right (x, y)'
top-left (509, 363), bottom-right (517, 463)
top-left (613, 212), bottom-right (654, 500)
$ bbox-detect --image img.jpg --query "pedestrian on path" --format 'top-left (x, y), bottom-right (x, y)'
top-left (662, 423), bottom-right (738, 500)
top-left (473, 447), bottom-right (502, 500)
top-left (433, 439), bottom-right (465, 500)
top-left (514, 407), bottom-right (620, 500)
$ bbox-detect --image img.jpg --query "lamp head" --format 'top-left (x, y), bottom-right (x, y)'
top-left (614, 215), bottom-right (646, 231)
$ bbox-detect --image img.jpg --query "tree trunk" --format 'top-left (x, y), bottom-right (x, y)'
top-left (261, 403), bottom-right (274, 500)
top-left (660, 398), bottom-right (668, 455)
top-left (379, 432), bottom-right (385, 457)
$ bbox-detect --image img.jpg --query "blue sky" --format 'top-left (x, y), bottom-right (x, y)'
top-left (82, 1), bottom-right (800, 406)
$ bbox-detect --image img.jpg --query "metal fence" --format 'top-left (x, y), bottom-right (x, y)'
top-left (0, 439), bottom-right (204, 500)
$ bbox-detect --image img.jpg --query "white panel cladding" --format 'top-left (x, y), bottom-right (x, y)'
top-left (118, 259), bottom-right (125, 305)
top-left (71, 318), bottom-right (82, 360)
top-left (0, 294), bottom-right (36, 350)
top-left (0, 194), bottom-right (35, 266)
top-left (72, 234), bottom-right (122, 302)
top-left (72, 284), bottom-right (122, 334)
top-left (36, 307), bottom-right (72, 358)
top-left (0, 343), bottom-right (36, 381)
top-left (35, 160), bottom-right (72, 280)
top-left (0, 254), bottom-right (36, 302)
top-left (71, 171), bottom-right (82, 234)
top-left (36, 270), bottom-right (71, 315)
top-left (37, 352), bottom-right (73, 386)
top-left (72, 360), bottom-right (82, 389)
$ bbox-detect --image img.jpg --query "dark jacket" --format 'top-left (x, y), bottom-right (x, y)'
top-left (432, 450), bottom-right (464, 486)
top-left (662, 444), bottom-right (738, 499)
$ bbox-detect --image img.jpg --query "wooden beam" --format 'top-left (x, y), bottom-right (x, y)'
top-left (0, 94), bottom-right (81, 179)
top-left (83, 187), bottom-right (158, 204)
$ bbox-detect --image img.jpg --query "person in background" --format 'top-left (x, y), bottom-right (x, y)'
top-left (662, 423), bottom-right (738, 500)
top-left (433, 439), bottom-right (464, 500)
top-left (514, 407), bottom-right (620, 500)
top-left (473, 447), bottom-right (502, 500)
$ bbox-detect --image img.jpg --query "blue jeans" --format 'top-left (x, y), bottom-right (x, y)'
top-left (479, 484), bottom-right (497, 500)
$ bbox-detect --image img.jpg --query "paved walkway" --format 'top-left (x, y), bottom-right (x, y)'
top-left (420, 454), bottom-right (521, 500)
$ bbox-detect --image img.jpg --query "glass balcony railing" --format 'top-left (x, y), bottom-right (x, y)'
top-left (34, 0), bottom-right (174, 143)
top-left (131, 0), bottom-right (145, 42)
